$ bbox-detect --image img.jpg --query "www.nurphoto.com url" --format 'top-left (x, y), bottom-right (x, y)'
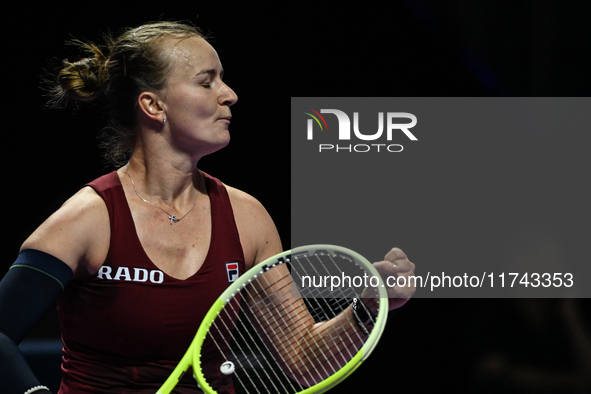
top-left (299, 272), bottom-right (574, 292)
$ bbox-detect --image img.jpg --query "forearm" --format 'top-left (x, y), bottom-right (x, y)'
top-left (268, 297), bottom-right (377, 387)
top-left (295, 301), bottom-right (375, 380)
top-left (0, 331), bottom-right (51, 394)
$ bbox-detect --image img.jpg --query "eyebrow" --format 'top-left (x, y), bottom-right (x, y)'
top-left (196, 68), bottom-right (224, 78)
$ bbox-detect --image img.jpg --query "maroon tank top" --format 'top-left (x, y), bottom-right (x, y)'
top-left (56, 171), bottom-right (245, 394)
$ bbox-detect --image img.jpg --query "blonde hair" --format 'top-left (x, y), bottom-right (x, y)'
top-left (47, 21), bottom-right (206, 166)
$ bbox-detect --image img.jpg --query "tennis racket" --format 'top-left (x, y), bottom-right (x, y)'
top-left (156, 244), bottom-right (389, 394)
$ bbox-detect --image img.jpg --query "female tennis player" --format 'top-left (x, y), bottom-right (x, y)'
top-left (0, 21), bottom-right (415, 394)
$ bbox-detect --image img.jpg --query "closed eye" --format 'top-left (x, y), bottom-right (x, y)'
top-left (195, 68), bottom-right (224, 84)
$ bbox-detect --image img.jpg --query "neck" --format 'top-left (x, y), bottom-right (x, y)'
top-left (124, 153), bottom-right (203, 218)
top-left (126, 127), bottom-right (206, 202)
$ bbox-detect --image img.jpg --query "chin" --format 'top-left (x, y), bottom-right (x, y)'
top-left (200, 135), bottom-right (231, 157)
top-left (217, 132), bottom-right (231, 149)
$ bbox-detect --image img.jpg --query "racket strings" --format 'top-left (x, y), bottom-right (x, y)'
top-left (295, 253), bottom-right (376, 341)
top-left (246, 265), bottom-right (349, 373)
top-left (236, 266), bottom-right (323, 389)
top-left (200, 299), bottom-right (259, 391)
top-left (238, 294), bottom-right (313, 390)
top-left (201, 253), bottom-right (380, 394)
top-left (207, 317), bottom-right (261, 392)
top-left (205, 276), bottom-right (310, 394)
top-left (208, 300), bottom-right (289, 394)
top-left (248, 265), bottom-right (344, 382)
top-left (247, 257), bottom-right (364, 375)
top-left (282, 253), bottom-right (375, 372)
top-left (308, 253), bottom-right (367, 313)
top-left (320, 253), bottom-right (380, 330)
top-left (290, 255), bottom-right (363, 364)
top-left (223, 289), bottom-right (305, 393)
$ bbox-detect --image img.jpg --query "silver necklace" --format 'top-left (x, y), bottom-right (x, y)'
top-left (126, 167), bottom-right (199, 225)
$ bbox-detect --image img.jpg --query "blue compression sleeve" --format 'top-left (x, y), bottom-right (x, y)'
top-left (10, 249), bottom-right (72, 292)
top-left (1, 249), bottom-right (73, 343)
top-left (0, 250), bottom-right (73, 393)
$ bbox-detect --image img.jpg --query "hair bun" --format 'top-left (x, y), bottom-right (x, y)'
top-left (56, 42), bottom-right (108, 103)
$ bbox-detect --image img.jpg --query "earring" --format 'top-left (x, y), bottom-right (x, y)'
top-left (162, 117), bottom-right (167, 126)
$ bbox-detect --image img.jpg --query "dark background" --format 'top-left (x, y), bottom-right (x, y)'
top-left (4, 0), bottom-right (591, 393)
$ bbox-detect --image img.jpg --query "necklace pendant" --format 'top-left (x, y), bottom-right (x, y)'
top-left (169, 215), bottom-right (180, 225)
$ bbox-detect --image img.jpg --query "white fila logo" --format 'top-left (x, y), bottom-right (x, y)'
top-left (97, 266), bottom-right (164, 284)
top-left (226, 262), bottom-right (240, 283)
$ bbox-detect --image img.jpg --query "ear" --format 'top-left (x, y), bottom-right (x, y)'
top-left (137, 91), bottom-right (166, 125)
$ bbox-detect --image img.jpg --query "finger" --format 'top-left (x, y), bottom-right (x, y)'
top-left (384, 247), bottom-right (407, 262)
top-left (373, 259), bottom-right (415, 275)
top-left (372, 261), bottom-right (399, 275)
top-left (393, 259), bottom-right (415, 274)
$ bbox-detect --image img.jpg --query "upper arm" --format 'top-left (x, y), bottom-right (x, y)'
top-left (20, 186), bottom-right (111, 277)
top-left (226, 186), bottom-right (283, 269)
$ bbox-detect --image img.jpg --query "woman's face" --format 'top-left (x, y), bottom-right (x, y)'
top-left (159, 36), bottom-right (238, 157)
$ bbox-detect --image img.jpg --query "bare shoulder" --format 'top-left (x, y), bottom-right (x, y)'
top-left (225, 185), bottom-right (270, 219)
top-left (20, 186), bottom-right (110, 277)
top-left (224, 184), bottom-right (283, 268)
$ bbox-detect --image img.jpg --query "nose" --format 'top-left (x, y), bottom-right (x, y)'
top-left (219, 81), bottom-right (238, 107)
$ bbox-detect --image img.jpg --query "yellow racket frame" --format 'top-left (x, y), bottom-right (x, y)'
top-left (157, 245), bottom-right (389, 394)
